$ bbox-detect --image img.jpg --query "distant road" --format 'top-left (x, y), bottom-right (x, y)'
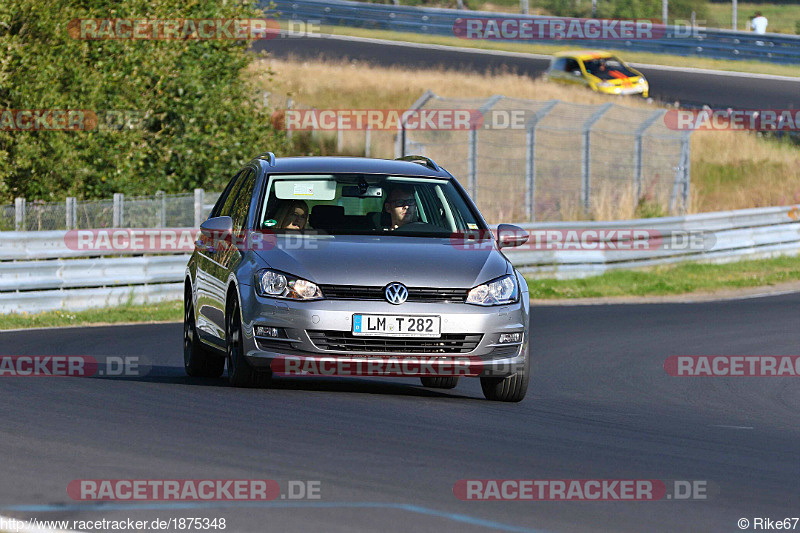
top-left (253, 34), bottom-right (800, 109)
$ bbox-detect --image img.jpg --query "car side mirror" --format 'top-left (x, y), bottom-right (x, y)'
top-left (200, 216), bottom-right (233, 239)
top-left (572, 70), bottom-right (582, 76)
top-left (496, 224), bottom-right (529, 249)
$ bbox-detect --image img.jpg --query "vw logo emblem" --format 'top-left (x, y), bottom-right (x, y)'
top-left (384, 283), bottom-right (408, 305)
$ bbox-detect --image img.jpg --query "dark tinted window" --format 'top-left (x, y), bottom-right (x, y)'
top-left (565, 58), bottom-right (580, 72)
top-left (211, 171), bottom-right (243, 218)
top-left (230, 170), bottom-right (257, 231)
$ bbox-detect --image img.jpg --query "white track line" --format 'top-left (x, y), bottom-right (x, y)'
top-left (302, 32), bottom-right (800, 82)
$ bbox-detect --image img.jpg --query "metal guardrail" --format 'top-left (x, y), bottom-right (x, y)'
top-left (269, 0), bottom-right (800, 64)
top-left (0, 205), bottom-right (798, 313)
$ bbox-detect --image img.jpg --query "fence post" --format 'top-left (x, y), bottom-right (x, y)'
top-left (520, 0), bottom-right (529, 14)
top-left (156, 190), bottom-right (166, 228)
top-left (581, 103), bottom-right (613, 212)
top-left (524, 100), bottom-right (558, 222)
top-left (194, 188), bottom-right (205, 228)
top-left (365, 126), bottom-right (371, 158)
top-left (14, 197), bottom-right (25, 231)
top-left (633, 110), bottom-right (667, 204)
top-left (113, 193), bottom-right (124, 227)
top-left (681, 131), bottom-right (691, 213)
top-left (399, 90), bottom-right (435, 158)
top-left (337, 115), bottom-right (344, 154)
top-left (470, 95), bottom-right (504, 203)
top-left (66, 197), bottom-right (77, 230)
top-left (286, 98), bottom-right (293, 143)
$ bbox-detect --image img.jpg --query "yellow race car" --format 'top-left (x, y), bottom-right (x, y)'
top-left (545, 50), bottom-right (649, 98)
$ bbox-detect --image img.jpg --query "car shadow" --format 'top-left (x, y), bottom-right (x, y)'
top-left (88, 364), bottom-right (480, 400)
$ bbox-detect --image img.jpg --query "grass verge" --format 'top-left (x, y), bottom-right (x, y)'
top-left (0, 300), bottom-right (182, 330)
top-left (309, 24), bottom-right (800, 78)
top-left (527, 254), bottom-right (800, 299)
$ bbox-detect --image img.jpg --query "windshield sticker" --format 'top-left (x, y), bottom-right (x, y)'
top-left (294, 184), bottom-right (314, 196)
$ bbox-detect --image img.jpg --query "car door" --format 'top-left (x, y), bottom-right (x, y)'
top-left (195, 170), bottom-right (246, 344)
top-left (212, 168), bottom-right (258, 340)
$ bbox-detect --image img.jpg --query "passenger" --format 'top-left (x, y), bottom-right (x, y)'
top-left (383, 186), bottom-right (417, 230)
top-left (275, 200), bottom-right (309, 230)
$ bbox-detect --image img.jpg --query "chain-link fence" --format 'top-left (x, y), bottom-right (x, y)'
top-left (397, 91), bottom-right (691, 223)
top-left (3, 190), bottom-right (221, 231)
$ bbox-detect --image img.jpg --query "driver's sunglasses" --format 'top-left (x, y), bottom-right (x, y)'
top-left (389, 198), bottom-right (417, 208)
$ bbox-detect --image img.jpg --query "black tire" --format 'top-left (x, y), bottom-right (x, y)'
top-left (226, 297), bottom-right (269, 388)
top-left (184, 290), bottom-right (225, 378)
top-left (420, 376), bottom-right (459, 389)
top-left (480, 353), bottom-right (530, 402)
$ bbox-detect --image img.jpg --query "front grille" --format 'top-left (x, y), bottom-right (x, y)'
top-left (319, 285), bottom-right (468, 303)
top-left (307, 330), bottom-right (482, 354)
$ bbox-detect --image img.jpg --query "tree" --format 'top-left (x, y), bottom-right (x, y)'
top-left (0, 0), bottom-right (287, 201)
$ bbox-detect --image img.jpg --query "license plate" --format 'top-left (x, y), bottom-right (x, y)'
top-left (352, 314), bottom-right (441, 337)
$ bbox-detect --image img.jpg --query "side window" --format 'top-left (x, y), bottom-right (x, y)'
top-left (219, 172), bottom-right (247, 218)
top-left (552, 58), bottom-right (566, 72)
top-left (211, 171), bottom-right (243, 218)
top-left (230, 170), bottom-right (257, 232)
top-left (565, 58), bottom-right (580, 73)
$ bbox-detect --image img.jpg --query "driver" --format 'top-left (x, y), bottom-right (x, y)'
top-left (383, 186), bottom-right (417, 230)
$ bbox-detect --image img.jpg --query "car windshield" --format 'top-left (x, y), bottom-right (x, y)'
top-left (583, 57), bottom-right (637, 80)
top-left (257, 174), bottom-right (485, 237)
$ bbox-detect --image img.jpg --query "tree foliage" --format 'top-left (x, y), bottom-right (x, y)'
top-left (0, 0), bottom-right (286, 202)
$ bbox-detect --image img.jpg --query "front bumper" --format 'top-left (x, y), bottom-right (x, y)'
top-left (239, 291), bottom-right (529, 378)
top-left (595, 84), bottom-right (648, 96)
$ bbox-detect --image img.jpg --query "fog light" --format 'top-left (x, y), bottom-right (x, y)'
top-left (499, 332), bottom-right (522, 344)
top-left (255, 326), bottom-right (280, 338)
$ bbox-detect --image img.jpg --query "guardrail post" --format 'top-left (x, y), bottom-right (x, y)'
top-left (399, 90), bottom-right (435, 158)
top-left (156, 190), bottom-right (166, 228)
top-left (66, 197), bottom-right (77, 230)
top-left (524, 100), bottom-right (558, 222)
top-left (113, 193), bottom-right (124, 227)
top-left (364, 125), bottom-right (371, 158)
top-left (14, 197), bottom-right (25, 231)
top-left (520, 0), bottom-right (529, 14)
top-left (634, 110), bottom-right (667, 204)
top-left (581, 103), bottom-right (613, 212)
top-left (194, 188), bottom-right (205, 228)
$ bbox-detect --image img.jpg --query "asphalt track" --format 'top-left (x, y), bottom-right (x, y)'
top-left (2, 293), bottom-right (799, 532)
top-left (253, 35), bottom-right (800, 109)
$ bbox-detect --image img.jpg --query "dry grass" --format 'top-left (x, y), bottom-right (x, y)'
top-left (249, 57), bottom-right (800, 220)
top-left (691, 131), bottom-right (800, 212)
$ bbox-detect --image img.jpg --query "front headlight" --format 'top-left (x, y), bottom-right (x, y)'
top-left (638, 78), bottom-right (647, 85)
top-left (466, 274), bottom-right (519, 306)
top-left (256, 269), bottom-right (322, 300)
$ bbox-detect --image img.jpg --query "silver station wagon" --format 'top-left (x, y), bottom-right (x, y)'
top-left (184, 154), bottom-right (531, 401)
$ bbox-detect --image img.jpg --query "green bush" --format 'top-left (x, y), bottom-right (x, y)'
top-left (0, 0), bottom-right (287, 202)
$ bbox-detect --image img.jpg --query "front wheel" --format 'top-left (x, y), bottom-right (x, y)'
top-left (480, 353), bottom-right (529, 402)
top-left (226, 297), bottom-right (269, 388)
top-left (184, 292), bottom-right (225, 378)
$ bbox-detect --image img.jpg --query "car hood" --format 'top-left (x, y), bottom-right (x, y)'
top-left (251, 234), bottom-right (510, 288)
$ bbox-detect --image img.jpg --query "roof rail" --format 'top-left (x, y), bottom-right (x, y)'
top-left (395, 155), bottom-right (441, 172)
top-left (258, 152), bottom-right (277, 167)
